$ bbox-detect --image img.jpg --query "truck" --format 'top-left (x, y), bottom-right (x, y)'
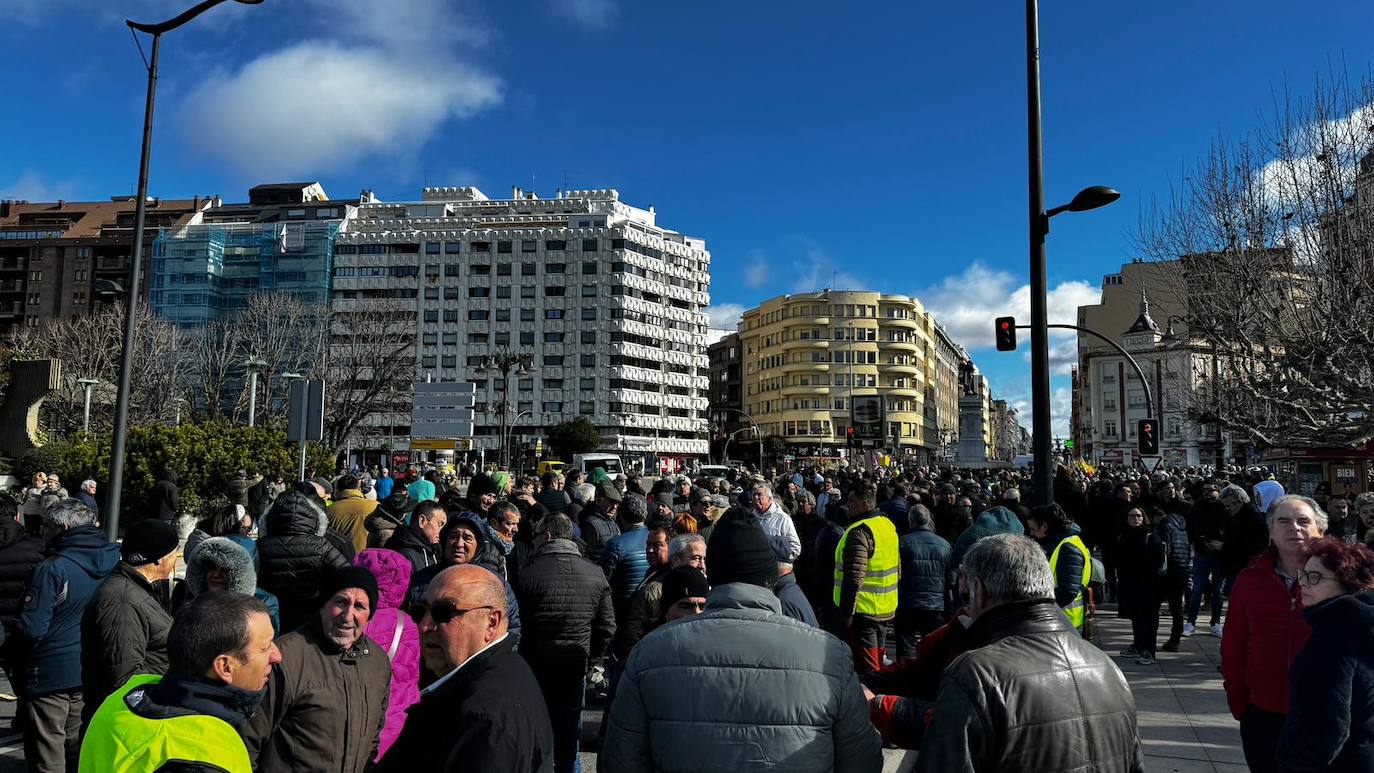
top-left (572, 453), bottom-right (625, 477)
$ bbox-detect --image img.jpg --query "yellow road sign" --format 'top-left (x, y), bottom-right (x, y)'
top-left (411, 439), bottom-right (456, 450)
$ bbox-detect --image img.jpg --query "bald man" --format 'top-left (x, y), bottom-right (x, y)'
top-left (375, 565), bottom-right (553, 772)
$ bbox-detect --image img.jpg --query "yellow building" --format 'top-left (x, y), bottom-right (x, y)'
top-left (738, 291), bottom-right (941, 462)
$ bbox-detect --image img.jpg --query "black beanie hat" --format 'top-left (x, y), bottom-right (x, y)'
top-left (319, 565), bottom-right (379, 614)
top-left (706, 508), bottom-right (780, 588)
top-left (122, 519), bottom-right (180, 566)
top-left (659, 566), bottom-right (711, 618)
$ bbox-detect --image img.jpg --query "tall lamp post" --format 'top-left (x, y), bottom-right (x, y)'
top-left (243, 355), bottom-right (267, 427)
top-left (1026, 0), bottom-right (1119, 506)
top-left (106, 0), bottom-right (266, 540)
top-left (78, 378), bottom-right (101, 436)
top-left (480, 350), bottom-right (532, 469)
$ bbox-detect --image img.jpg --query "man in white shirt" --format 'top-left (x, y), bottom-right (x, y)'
top-left (375, 565), bottom-right (553, 772)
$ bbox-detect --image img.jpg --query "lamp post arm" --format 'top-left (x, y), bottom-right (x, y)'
top-left (128, 0), bottom-right (233, 35)
top-left (1021, 323), bottom-right (1156, 420)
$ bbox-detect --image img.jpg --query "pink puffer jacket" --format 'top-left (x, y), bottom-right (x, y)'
top-left (354, 548), bottom-right (421, 760)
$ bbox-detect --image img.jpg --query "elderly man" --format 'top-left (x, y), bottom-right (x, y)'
top-left (245, 566), bottom-right (391, 773)
top-left (915, 534), bottom-right (1144, 772)
top-left (1221, 484), bottom-right (1270, 606)
top-left (615, 531), bottom-right (705, 659)
top-left (601, 510), bottom-right (881, 772)
top-left (895, 504), bottom-right (950, 658)
top-left (385, 501), bottom-right (447, 573)
top-left (75, 480), bottom-right (99, 522)
top-left (749, 482), bottom-right (801, 565)
top-left (515, 513), bottom-right (615, 772)
top-left (15, 499), bottom-right (119, 771)
top-left (80, 518), bottom-right (181, 728)
top-left (378, 565), bottom-right (552, 772)
top-left (79, 593), bottom-right (281, 771)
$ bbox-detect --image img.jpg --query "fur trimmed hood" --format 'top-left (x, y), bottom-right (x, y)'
top-left (186, 536), bottom-right (257, 596)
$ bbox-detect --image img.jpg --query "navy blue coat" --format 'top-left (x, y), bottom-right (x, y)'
top-left (773, 571), bottom-right (818, 627)
top-left (601, 524), bottom-right (649, 614)
top-left (897, 529), bottom-right (951, 611)
top-left (1278, 589), bottom-right (1374, 773)
top-left (1155, 512), bottom-right (1191, 578)
top-left (878, 498), bottom-right (909, 535)
top-left (15, 525), bottom-right (119, 695)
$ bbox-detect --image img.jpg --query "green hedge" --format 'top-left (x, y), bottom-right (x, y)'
top-left (17, 421), bottom-right (335, 528)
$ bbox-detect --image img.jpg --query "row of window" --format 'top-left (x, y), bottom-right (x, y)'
top-left (338, 238), bottom-right (605, 256)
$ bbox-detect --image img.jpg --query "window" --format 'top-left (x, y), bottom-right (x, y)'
top-left (468, 333), bottom-right (488, 344)
top-left (520, 309), bottom-right (535, 321)
top-left (497, 240), bottom-right (512, 254)
top-left (468, 309), bottom-right (489, 321)
top-left (581, 285), bottom-right (597, 297)
top-left (521, 262), bottom-right (537, 276)
top-left (1104, 419), bottom-right (1118, 437)
top-left (581, 308), bottom-right (597, 320)
top-left (425, 243), bottom-right (441, 254)
top-left (443, 287), bottom-right (459, 300)
top-left (580, 331), bottom-right (596, 344)
top-left (521, 239), bottom-right (537, 253)
top-left (521, 286), bottom-right (536, 299)
top-left (580, 377), bottom-right (595, 390)
top-left (443, 310), bottom-right (459, 322)
top-left (424, 264), bottom-right (440, 277)
top-left (580, 354), bottom-right (596, 367)
top-left (494, 333), bottom-right (510, 345)
top-left (422, 333), bottom-right (438, 345)
top-left (424, 310), bottom-right (438, 322)
top-left (543, 379), bottom-right (564, 389)
top-left (544, 355), bottom-right (565, 366)
top-left (29, 271), bottom-right (41, 282)
top-left (422, 356), bottom-right (436, 368)
top-left (468, 287), bottom-right (490, 297)
top-left (441, 355), bottom-right (457, 368)
top-left (472, 241), bottom-right (490, 252)
top-left (580, 401), bottom-right (594, 415)
top-left (582, 239), bottom-right (598, 251)
top-left (518, 378), bottom-right (534, 390)
top-left (545, 309), bottom-right (564, 319)
top-left (520, 331), bottom-right (535, 345)
top-left (497, 263), bottom-right (512, 276)
top-left (582, 261), bottom-right (597, 274)
top-left (546, 240), bottom-right (566, 251)
top-left (286, 209), bottom-right (306, 219)
top-left (544, 332), bottom-right (565, 343)
top-left (445, 242), bottom-right (461, 254)
top-left (471, 264), bottom-right (490, 275)
top-left (442, 332), bottom-right (458, 345)
top-left (444, 265), bottom-right (460, 277)
top-left (547, 263), bottom-right (565, 274)
top-left (495, 309), bottom-right (511, 322)
top-left (545, 286), bottom-right (565, 297)
top-left (543, 402), bottom-right (563, 413)
top-left (496, 286), bottom-right (512, 298)
top-left (424, 288), bottom-right (439, 300)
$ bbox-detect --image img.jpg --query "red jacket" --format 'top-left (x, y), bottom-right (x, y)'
top-left (1221, 547), bottom-right (1311, 719)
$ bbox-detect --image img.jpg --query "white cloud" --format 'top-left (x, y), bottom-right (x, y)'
top-left (741, 236), bottom-right (863, 295)
top-left (550, 0), bottom-right (617, 29)
top-left (176, 0), bottom-right (501, 180)
top-left (743, 253), bottom-right (769, 288)
top-left (0, 171), bottom-right (82, 202)
top-left (1032, 337), bottom-right (1080, 376)
top-left (705, 303), bottom-right (745, 331)
top-left (1006, 386), bottom-right (1073, 438)
top-left (919, 261), bottom-right (1098, 351)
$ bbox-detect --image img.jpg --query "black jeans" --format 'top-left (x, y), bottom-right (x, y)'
top-left (893, 608), bottom-right (944, 659)
top-left (532, 664), bottom-right (586, 773)
top-left (1161, 573), bottom-right (1187, 642)
top-left (1130, 604), bottom-right (1161, 655)
top-left (1239, 706), bottom-right (1285, 773)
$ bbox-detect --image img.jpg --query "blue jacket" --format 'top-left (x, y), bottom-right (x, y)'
top-left (15, 525), bottom-right (119, 695)
top-left (602, 524), bottom-right (649, 613)
top-left (1155, 512), bottom-right (1191, 578)
top-left (878, 498), bottom-right (910, 534)
top-left (898, 528), bottom-right (952, 611)
top-left (773, 571), bottom-right (818, 627)
top-left (951, 506), bottom-right (1025, 568)
top-left (376, 476), bottom-right (395, 500)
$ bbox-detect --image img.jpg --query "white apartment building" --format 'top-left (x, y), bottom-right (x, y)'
top-left (331, 185), bottom-right (711, 467)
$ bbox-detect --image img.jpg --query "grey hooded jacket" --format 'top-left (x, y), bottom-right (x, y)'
top-left (600, 582), bottom-right (882, 773)
top-left (180, 537), bottom-right (281, 633)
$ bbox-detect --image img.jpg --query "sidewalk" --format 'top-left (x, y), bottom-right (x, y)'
top-left (1095, 608), bottom-right (1246, 772)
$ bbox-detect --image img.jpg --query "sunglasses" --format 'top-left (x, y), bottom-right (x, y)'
top-left (1296, 568), bottom-right (1329, 587)
top-left (409, 601), bottom-right (494, 625)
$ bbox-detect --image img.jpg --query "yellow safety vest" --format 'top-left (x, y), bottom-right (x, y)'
top-left (1049, 535), bottom-right (1093, 630)
top-left (78, 674), bottom-right (252, 773)
top-left (833, 515), bottom-right (900, 616)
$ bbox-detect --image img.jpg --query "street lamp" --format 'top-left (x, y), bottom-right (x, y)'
top-left (106, 0), bottom-right (266, 541)
top-left (715, 407), bottom-right (763, 470)
top-left (242, 356), bottom-right (267, 427)
top-left (480, 350), bottom-right (533, 469)
top-left (77, 378), bottom-right (101, 436)
top-left (1026, 0), bottom-right (1118, 506)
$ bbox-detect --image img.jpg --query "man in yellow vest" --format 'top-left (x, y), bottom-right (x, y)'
top-left (79, 592), bottom-right (281, 772)
top-left (1026, 503), bottom-right (1092, 631)
top-left (834, 479), bottom-right (900, 673)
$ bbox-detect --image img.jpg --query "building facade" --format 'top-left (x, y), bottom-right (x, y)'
top-left (332, 185), bottom-right (712, 468)
top-left (707, 331), bottom-right (744, 461)
top-left (737, 291), bottom-right (945, 463)
top-left (931, 324), bottom-right (969, 461)
top-left (0, 196), bottom-right (211, 336)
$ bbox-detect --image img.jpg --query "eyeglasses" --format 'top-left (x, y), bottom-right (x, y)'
top-left (409, 601), bottom-right (494, 625)
top-left (1297, 568), bottom-right (1328, 587)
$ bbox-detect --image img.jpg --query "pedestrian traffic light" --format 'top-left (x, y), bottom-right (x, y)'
top-left (846, 426), bottom-right (856, 447)
top-left (1137, 419), bottom-right (1159, 456)
top-left (995, 317), bottom-right (1017, 351)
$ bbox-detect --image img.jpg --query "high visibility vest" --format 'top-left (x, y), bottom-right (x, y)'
top-left (1049, 535), bottom-right (1093, 630)
top-left (832, 515), bottom-right (900, 616)
top-left (79, 674), bottom-right (252, 773)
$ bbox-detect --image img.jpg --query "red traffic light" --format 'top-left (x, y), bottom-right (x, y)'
top-left (994, 317), bottom-right (1017, 351)
top-left (1137, 418), bottom-right (1159, 456)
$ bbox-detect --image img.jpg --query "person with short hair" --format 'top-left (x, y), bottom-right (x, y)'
top-left (15, 499), bottom-right (119, 772)
top-left (581, 481), bottom-right (622, 564)
top-left (894, 504), bottom-right (950, 658)
top-left (1026, 503), bottom-right (1091, 632)
top-left (1277, 537), bottom-right (1374, 772)
top-left (80, 518), bottom-right (181, 728)
top-left (1222, 494), bottom-right (1328, 773)
top-left (244, 566), bottom-right (392, 773)
top-left (602, 494), bottom-right (651, 617)
top-left (78, 593), bottom-right (281, 772)
top-left (385, 501), bottom-right (447, 573)
top-left (915, 534), bottom-right (1144, 772)
top-left (378, 565), bottom-right (553, 772)
top-left (835, 480), bottom-right (901, 673)
top-left (329, 474), bottom-right (378, 554)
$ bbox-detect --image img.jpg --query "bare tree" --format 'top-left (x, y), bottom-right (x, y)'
top-left (232, 293), bottom-right (328, 423)
top-left (323, 298), bottom-right (416, 456)
top-left (1135, 71), bottom-right (1374, 449)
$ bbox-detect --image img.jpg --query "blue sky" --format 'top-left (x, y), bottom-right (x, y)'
top-left (4, 0), bottom-right (1372, 434)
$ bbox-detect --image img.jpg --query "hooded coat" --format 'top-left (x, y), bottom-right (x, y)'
top-left (177, 537), bottom-right (280, 633)
top-left (151, 471), bottom-right (180, 522)
top-left (15, 525), bottom-right (120, 695)
top-left (257, 490), bottom-right (351, 632)
top-left (353, 548), bottom-right (420, 760)
top-left (1035, 522), bottom-right (1089, 610)
top-left (951, 506), bottom-right (1025, 568)
top-left (0, 517), bottom-right (44, 630)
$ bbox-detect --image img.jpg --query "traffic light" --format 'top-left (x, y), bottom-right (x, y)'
top-left (846, 426), bottom-right (856, 447)
top-left (1137, 419), bottom-right (1159, 456)
top-left (995, 317), bottom-right (1017, 351)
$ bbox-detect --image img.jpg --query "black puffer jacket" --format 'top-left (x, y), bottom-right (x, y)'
top-left (513, 538), bottom-right (615, 671)
top-left (1278, 589), bottom-right (1374, 773)
top-left (579, 503), bottom-right (620, 564)
top-left (257, 490), bottom-right (350, 632)
top-left (1155, 511), bottom-right (1192, 578)
top-left (80, 562), bottom-right (174, 722)
top-left (915, 599), bottom-right (1145, 773)
top-left (0, 518), bottom-right (44, 631)
top-left (383, 525), bottom-right (438, 574)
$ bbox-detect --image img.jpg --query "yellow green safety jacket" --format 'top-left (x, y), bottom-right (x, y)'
top-left (833, 514), bottom-right (900, 616)
top-left (78, 674), bottom-right (252, 773)
top-left (1049, 534), bottom-right (1093, 630)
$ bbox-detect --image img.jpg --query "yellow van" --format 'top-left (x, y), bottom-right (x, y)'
top-left (537, 460), bottom-right (566, 476)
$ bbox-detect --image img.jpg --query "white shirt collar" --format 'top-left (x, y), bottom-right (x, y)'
top-left (422, 632), bottom-right (509, 695)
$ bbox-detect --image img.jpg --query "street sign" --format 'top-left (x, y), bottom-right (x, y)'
top-left (287, 380), bottom-right (325, 442)
top-left (410, 382), bottom-right (476, 440)
top-left (411, 439), bottom-right (456, 450)
top-left (851, 395), bottom-right (885, 440)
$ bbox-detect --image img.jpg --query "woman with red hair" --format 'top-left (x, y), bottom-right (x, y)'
top-left (1276, 537), bottom-right (1374, 773)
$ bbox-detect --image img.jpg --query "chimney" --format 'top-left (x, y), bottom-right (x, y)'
top-left (56, 199), bottom-right (65, 209)
top-left (511, 185), bottom-right (522, 200)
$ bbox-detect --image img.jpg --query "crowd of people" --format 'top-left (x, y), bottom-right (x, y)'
top-left (0, 458), bottom-right (1371, 772)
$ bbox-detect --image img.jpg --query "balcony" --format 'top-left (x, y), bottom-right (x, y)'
top-left (782, 337), bottom-right (826, 351)
top-left (884, 316), bottom-right (919, 330)
top-left (782, 384), bottom-right (831, 397)
top-left (877, 339), bottom-right (918, 352)
top-left (886, 362), bottom-right (920, 376)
